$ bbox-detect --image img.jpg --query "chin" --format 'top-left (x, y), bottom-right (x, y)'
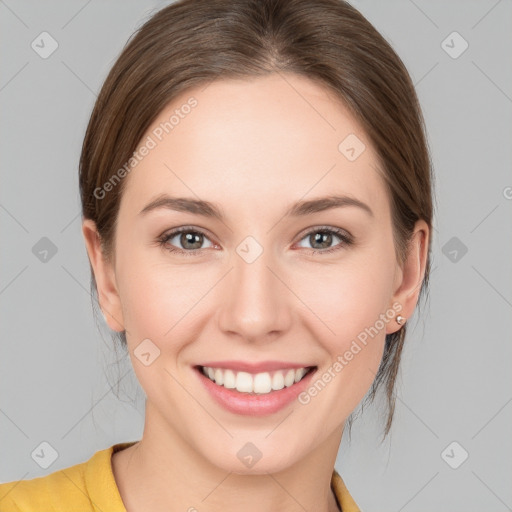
top-left (203, 442), bottom-right (301, 476)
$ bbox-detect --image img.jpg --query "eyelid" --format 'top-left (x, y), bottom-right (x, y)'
top-left (294, 224), bottom-right (353, 243)
top-left (158, 225), bottom-right (217, 248)
top-left (158, 224), bottom-right (353, 255)
top-left (293, 225), bottom-right (354, 253)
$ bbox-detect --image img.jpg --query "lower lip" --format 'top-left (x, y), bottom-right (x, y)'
top-left (194, 366), bottom-right (317, 416)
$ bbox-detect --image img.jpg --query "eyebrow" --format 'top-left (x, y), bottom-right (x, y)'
top-left (138, 193), bottom-right (374, 220)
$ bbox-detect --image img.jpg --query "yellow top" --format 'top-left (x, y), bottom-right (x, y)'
top-left (0, 441), bottom-right (360, 511)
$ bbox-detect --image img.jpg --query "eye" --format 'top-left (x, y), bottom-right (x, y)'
top-left (295, 226), bottom-right (353, 255)
top-left (157, 227), bottom-right (215, 256)
top-left (157, 225), bottom-right (353, 257)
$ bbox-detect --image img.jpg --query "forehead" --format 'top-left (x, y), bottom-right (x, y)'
top-left (120, 73), bottom-right (388, 219)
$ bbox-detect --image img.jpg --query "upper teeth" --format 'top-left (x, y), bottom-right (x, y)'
top-left (201, 366), bottom-right (310, 394)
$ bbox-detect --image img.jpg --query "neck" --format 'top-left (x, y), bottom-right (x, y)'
top-left (112, 401), bottom-right (344, 512)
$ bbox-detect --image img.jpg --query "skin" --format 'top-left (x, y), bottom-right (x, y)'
top-left (83, 72), bottom-right (429, 512)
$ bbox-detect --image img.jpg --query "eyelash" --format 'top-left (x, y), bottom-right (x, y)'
top-left (157, 225), bottom-right (353, 257)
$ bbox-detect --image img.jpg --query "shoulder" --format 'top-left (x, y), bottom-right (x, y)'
top-left (0, 457), bottom-right (91, 511)
top-left (331, 468), bottom-right (362, 512)
top-left (0, 442), bottom-right (135, 512)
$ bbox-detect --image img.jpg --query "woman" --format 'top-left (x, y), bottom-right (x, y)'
top-left (0, 0), bottom-right (433, 510)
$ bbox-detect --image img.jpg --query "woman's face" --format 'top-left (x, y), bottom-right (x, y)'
top-left (85, 73), bottom-right (425, 474)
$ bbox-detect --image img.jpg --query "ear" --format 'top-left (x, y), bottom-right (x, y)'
top-left (82, 219), bottom-right (125, 332)
top-left (386, 219), bottom-right (430, 334)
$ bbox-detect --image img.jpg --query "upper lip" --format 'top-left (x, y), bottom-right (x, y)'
top-left (196, 360), bottom-right (316, 373)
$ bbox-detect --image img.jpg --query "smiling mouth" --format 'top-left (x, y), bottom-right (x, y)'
top-left (195, 365), bottom-right (317, 395)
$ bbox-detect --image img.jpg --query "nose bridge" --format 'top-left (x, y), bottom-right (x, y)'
top-left (218, 236), bottom-right (291, 341)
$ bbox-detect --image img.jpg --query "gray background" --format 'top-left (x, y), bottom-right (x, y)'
top-left (1, 1), bottom-right (511, 510)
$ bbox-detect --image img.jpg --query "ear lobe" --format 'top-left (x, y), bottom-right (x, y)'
top-left (387, 220), bottom-right (430, 334)
top-left (82, 219), bottom-right (125, 332)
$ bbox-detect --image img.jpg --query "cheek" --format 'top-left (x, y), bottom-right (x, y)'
top-left (292, 249), bottom-right (396, 348)
top-left (118, 261), bottom-right (203, 340)
top-left (115, 221), bottom-right (198, 328)
top-left (115, 255), bottom-right (204, 398)
top-left (293, 254), bottom-right (395, 420)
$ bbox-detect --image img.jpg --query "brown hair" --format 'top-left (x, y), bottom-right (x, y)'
top-left (79, 0), bottom-right (434, 441)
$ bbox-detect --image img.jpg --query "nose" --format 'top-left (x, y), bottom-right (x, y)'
top-left (217, 245), bottom-right (293, 344)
